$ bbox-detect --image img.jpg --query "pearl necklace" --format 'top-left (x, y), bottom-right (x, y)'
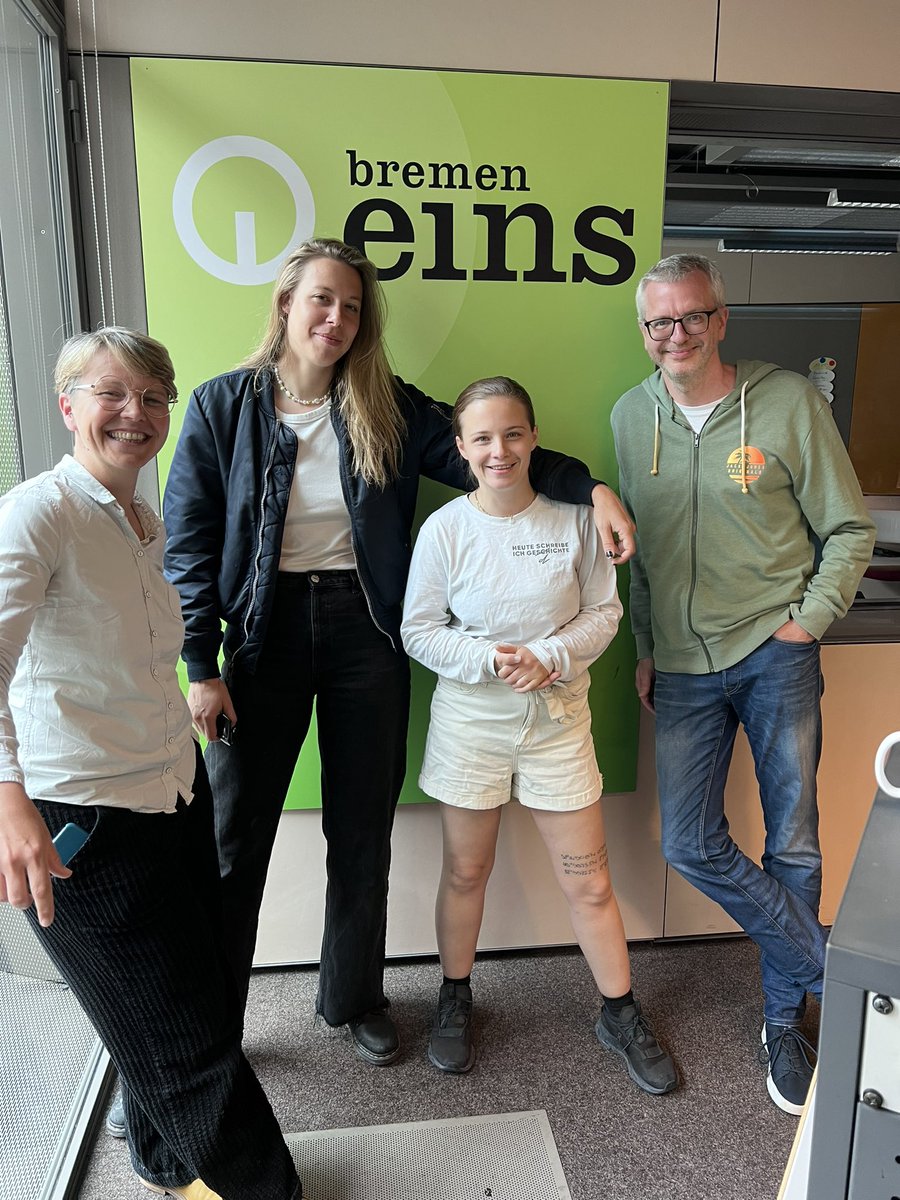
top-left (273, 366), bottom-right (330, 407)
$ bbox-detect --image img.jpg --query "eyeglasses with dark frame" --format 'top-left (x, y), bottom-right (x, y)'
top-left (641, 308), bottom-right (720, 341)
top-left (69, 376), bottom-right (177, 420)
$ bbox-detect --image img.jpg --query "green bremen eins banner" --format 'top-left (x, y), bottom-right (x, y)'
top-left (130, 59), bottom-right (669, 807)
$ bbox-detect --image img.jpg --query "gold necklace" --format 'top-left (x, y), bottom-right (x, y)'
top-left (468, 489), bottom-right (534, 518)
top-left (273, 366), bottom-right (330, 407)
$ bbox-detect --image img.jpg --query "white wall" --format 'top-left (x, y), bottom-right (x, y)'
top-left (65, 0), bottom-right (900, 92)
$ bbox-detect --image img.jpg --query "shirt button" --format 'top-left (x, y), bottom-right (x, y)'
top-left (167, 702), bottom-right (174, 710)
top-left (151, 629), bottom-right (158, 637)
top-left (145, 590), bottom-right (152, 598)
top-left (165, 767), bottom-right (172, 774)
top-left (167, 737), bottom-right (175, 745)
top-left (137, 550), bottom-right (144, 557)
top-left (152, 669), bottom-right (159, 678)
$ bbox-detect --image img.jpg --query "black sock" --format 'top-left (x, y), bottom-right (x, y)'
top-left (602, 989), bottom-right (635, 1015)
top-left (443, 974), bottom-right (471, 988)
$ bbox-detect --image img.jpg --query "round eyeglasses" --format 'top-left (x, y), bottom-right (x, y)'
top-left (642, 308), bottom-right (719, 341)
top-left (70, 376), bottom-right (177, 420)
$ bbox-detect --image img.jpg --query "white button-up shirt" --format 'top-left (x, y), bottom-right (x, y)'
top-left (0, 456), bottom-right (194, 812)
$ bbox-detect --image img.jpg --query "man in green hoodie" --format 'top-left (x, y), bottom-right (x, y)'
top-left (611, 253), bottom-right (875, 1116)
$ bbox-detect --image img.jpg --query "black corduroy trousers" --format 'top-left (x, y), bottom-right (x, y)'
top-left (27, 753), bottom-right (300, 1200)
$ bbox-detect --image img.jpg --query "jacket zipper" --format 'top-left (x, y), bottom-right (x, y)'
top-left (332, 406), bottom-right (397, 652)
top-left (231, 426), bottom-right (280, 668)
top-left (686, 426), bottom-right (715, 672)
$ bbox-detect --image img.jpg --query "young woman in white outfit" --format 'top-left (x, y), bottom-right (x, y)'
top-left (401, 376), bottom-right (678, 1094)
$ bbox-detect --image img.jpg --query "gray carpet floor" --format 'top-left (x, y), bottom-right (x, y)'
top-left (77, 938), bottom-right (812, 1200)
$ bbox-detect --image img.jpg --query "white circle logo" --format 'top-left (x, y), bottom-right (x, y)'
top-left (172, 136), bottom-right (315, 285)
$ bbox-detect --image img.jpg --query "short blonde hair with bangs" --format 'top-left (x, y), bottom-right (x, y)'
top-left (55, 328), bottom-right (177, 399)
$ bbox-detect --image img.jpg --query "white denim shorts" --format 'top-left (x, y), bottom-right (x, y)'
top-left (418, 674), bottom-right (603, 811)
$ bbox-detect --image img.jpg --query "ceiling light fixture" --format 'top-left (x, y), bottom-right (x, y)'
top-left (718, 231), bottom-right (899, 254)
top-left (668, 186), bottom-right (830, 208)
top-left (826, 188), bottom-right (900, 209)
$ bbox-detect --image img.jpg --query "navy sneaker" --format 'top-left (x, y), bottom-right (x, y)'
top-left (428, 982), bottom-right (475, 1074)
top-left (595, 1000), bottom-right (679, 1095)
top-left (760, 1023), bottom-right (816, 1114)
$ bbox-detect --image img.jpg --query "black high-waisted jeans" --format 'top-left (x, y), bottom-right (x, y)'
top-left (207, 571), bottom-right (410, 1025)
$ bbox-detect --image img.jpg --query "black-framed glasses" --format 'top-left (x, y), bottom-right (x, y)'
top-left (70, 376), bottom-right (177, 419)
top-left (641, 308), bottom-right (719, 341)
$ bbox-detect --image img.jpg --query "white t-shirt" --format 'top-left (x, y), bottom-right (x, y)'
top-left (276, 403), bottom-right (355, 572)
top-left (401, 493), bottom-right (622, 684)
top-left (675, 397), bottom-right (722, 433)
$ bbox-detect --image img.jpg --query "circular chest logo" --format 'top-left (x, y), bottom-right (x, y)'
top-left (726, 446), bottom-right (766, 485)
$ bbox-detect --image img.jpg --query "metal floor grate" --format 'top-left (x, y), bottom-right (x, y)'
top-left (285, 1109), bottom-right (571, 1200)
top-left (0, 971), bottom-right (98, 1200)
top-left (0, 903), bottom-right (61, 982)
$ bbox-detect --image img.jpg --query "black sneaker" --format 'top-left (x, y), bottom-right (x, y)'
top-left (595, 1000), bottom-right (678, 1094)
top-left (760, 1023), bottom-right (816, 1114)
top-left (428, 982), bottom-right (475, 1073)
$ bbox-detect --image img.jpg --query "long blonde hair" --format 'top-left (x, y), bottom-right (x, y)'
top-left (243, 238), bottom-right (404, 488)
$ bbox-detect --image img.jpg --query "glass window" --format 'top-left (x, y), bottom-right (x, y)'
top-left (0, 0), bottom-right (79, 491)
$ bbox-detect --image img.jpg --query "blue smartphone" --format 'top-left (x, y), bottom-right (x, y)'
top-left (52, 822), bottom-right (90, 866)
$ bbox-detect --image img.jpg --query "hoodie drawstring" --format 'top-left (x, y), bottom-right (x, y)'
top-left (650, 381), bottom-right (750, 495)
top-left (739, 381), bottom-right (749, 494)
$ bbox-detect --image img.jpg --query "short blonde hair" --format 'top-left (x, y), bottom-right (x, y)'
top-left (54, 327), bottom-right (177, 399)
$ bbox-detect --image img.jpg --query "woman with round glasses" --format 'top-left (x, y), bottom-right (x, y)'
top-left (69, 374), bottom-right (179, 418)
top-left (163, 236), bottom-right (635, 1067)
top-left (0, 328), bottom-right (301, 1200)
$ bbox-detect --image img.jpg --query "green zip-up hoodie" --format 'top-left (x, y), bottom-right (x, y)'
top-left (611, 360), bottom-right (875, 674)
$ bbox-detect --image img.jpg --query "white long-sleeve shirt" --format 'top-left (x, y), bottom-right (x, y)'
top-left (0, 456), bottom-right (194, 811)
top-left (401, 494), bottom-right (622, 684)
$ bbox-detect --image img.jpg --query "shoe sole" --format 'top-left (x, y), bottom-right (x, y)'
top-left (427, 1043), bottom-right (476, 1074)
top-left (760, 1026), bottom-right (806, 1116)
top-left (105, 1118), bottom-right (126, 1139)
top-left (595, 1023), bottom-right (678, 1095)
top-left (350, 1037), bottom-right (401, 1067)
top-left (138, 1181), bottom-right (181, 1198)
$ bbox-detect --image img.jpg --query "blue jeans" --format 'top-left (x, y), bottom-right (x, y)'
top-left (208, 571), bottom-right (410, 1026)
top-left (655, 636), bottom-right (826, 1025)
top-left (26, 754), bottom-right (300, 1199)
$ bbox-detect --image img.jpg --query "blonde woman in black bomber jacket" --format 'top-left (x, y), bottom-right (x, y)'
top-left (164, 237), bottom-right (635, 1066)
